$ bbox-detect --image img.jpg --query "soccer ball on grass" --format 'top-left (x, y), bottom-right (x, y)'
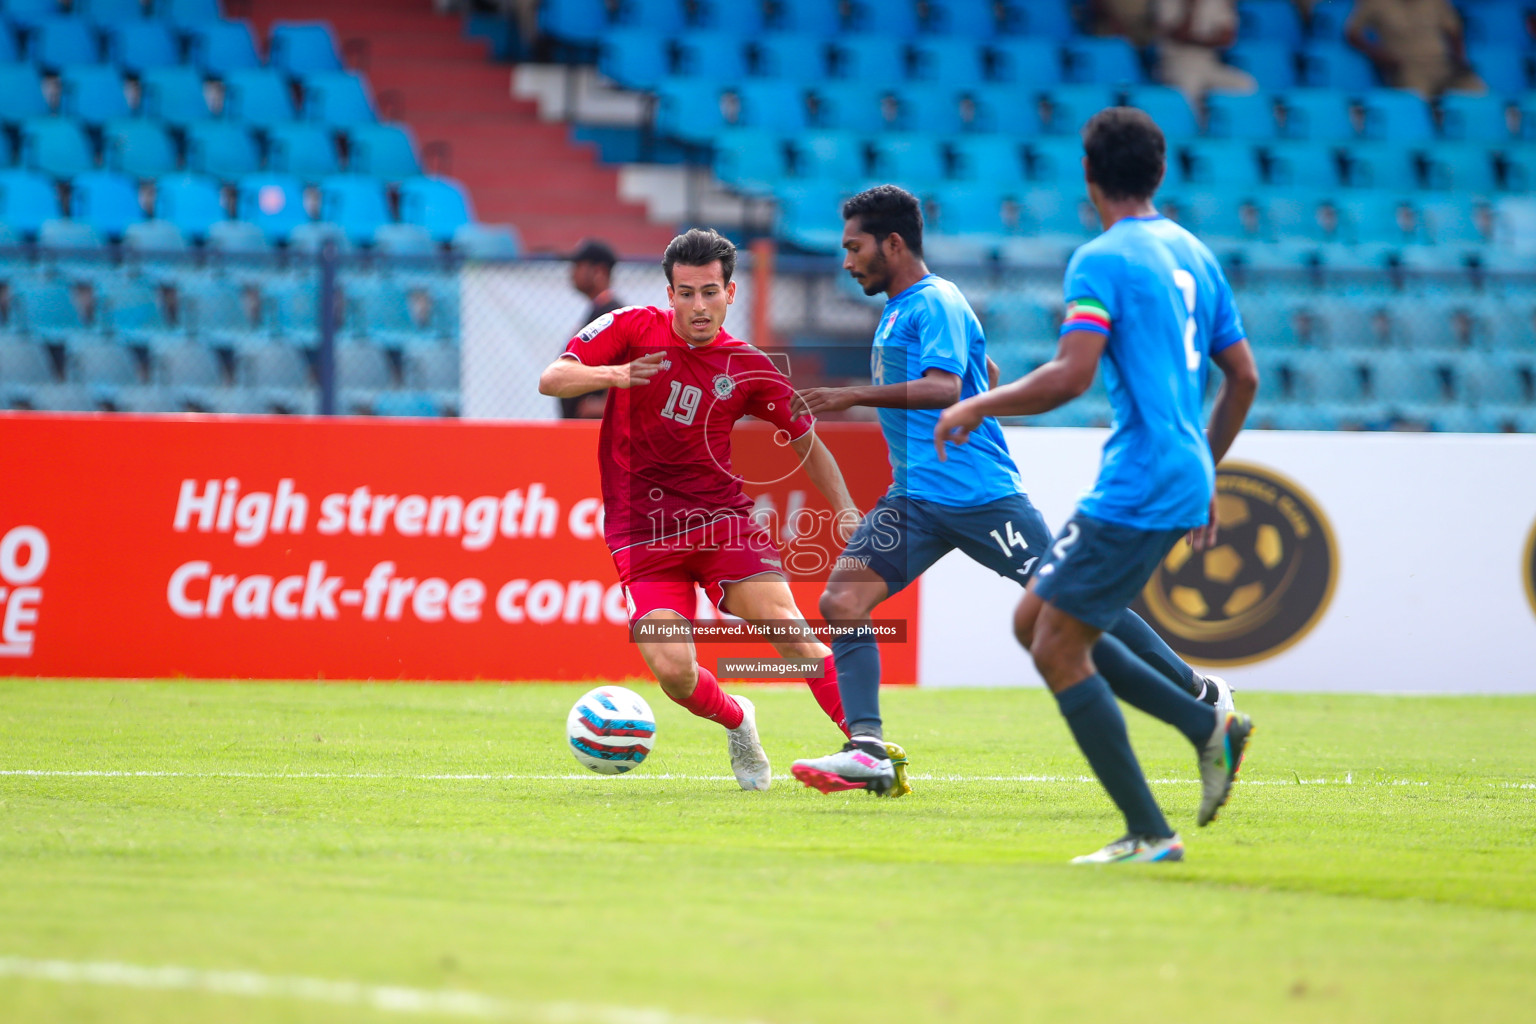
top-left (566, 686), bottom-right (656, 774)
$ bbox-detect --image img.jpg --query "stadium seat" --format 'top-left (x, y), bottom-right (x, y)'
top-left (808, 84), bottom-right (886, 132)
top-left (1420, 144), bottom-right (1497, 193)
top-left (59, 65), bottom-right (131, 126)
top-left (104, 21), bottom-right (178, 75)
top-left (1125, 86), bottom-right (1198, 138)
top-left (239, 345), bottom-right (313, 389)
top-left (159, 0), bottom-right (224, 30)
top-left (844, 0), bottom-right (920, 37)
top-left (97, 277), bottom-right (176, 346)
top-left (155, 343), bottom-right (224, 392)
top-left (0, 170), bottom-right (60, 238)
top-left (223, 69), bottom-right (298, 127)
top-left (1500, 145), bottom-right (1536, 189)
top-left (908, 39), bottom-right (986, 86)
top-left (1460, 3), bottom-right (1531, 46)
top-left (1237, 1), bottom-right (1303, 48)
top-left (0, 341), bottom-right (57, 401)
top-left (122, 218), bottom-right (186, 254)
top-left (0, 65), bottom-right (48, 124)
top-left (1341, 143), bottom-right (1418, 189)
top-left (926, 0), bottom-right (997, 37)
top-left (103, 119), bottom-right (177, 178)
top-left (1419, 197), bottom-right (1488, 245)
top-left (269, 22), bottom-right (344, 76)
top-left (1464, 352), bottom-right (1536, 406)
top-left (1298, 43), bottom-right (1377, 91)
top-left (265, 122), bottom-right (340, 179)
top-left (334, 340), bottom-right (393, 392)
top-left (70, 344), bottom-right (140, 393)
top-left (139, 66), bottom-right (213, 126)
top-left (185, 122), bottom-right (261, 179)
top-left (868, 134), bottom-right (946, 186)
top-left (985, 39), bottom-right (1062, 87)
top-left (1019, 187), bottom-right (1095, 238)
top-left (347, 123), bottom-right (420, 180)
top-left (714, 129), bottom-right (791, 193)
top-left (155, 172), bottom-right (227, 240)
top-left (672, 33), bottom-right (746, 81)
top-left (0, 0), bottom-right (59, 31)
top-left (1359, 89), bottom-right (1434, 142)
top-left (1438, 94), bottom-right (1510, 143)
top-left (1181, 190), bottom-right (1266, 241)
top-left (736, 81), bottom-right (810, 132)
top-left (965, 85), bottom-right (1043, 135)
top-left (827, 37), bottom-right (907, 83)
top-left (1204, 91), bottom-right (1278, 140)
top-left (15, 280), bottom-right (92, 344)
top-left (402, 344), bottom-right (457, 391)
top-left (1182, 140), bottom-right (1265, 188)
top-left (1044, 86), bottom-right (1119, 135)
top-left (350, 279), bottom-right (432, 349)
top-left (186, 20), bottom-right (261, 75)
top-left (29, 18), bottom-right (100, 70)
top-left (451, 223), bottom-right (519, 259)
top-left (925, 186), bottom-right (1007, 238)
top-left (302, 72), bottom-right (376, 127)
top-left (373, 222), bottom-right (435, 257)
top-left (598, 30), bottom-right (670, 89)
top-left (19, 118), bottom-right (94, 179)
top-left (182, 276), bottom-right (268, 348)
top-left (1289, 350), bottom-right (1367, 404)
top-left (653, 78), bottom-right (728, 142)
top-left (745, 35), bottom-right (827, 82)
top-left (1062, 38), bottom-right (1142, 85)
top-left (1028, 136), bottom-right (1089, 184)
top-left (235, 174), bottom-right (309, 242)
top-left (612, 0), bottom-right (687, 34)
top-left (694, 0), bottom-right (766, 35)
top-left (1366, 351), bottom-right (1452, 406)
top-left (776, 182), bottom-right (848, 250)
top-left (1466, 44), bottom-right (1529, 96)
top-left (371, 391), bottom-right (442, 417)
top-left (70, 169), bottom-right (143, 238)
top-left (38, 218), bottom-right (104, 254)
top-left (287, 221), bottom-right (350, 253)
top-left (1264, 140), bottom-right (1345, 189)
top-left (792, 130), bottom-right (867, 180)
top-left (1279, 89), bottom-right (1355, 141)
top-left (773, 0), bottom-right (842, 36)
top-left (398, 177), bottom-right (472, 242)
top-left (206, 218), bottom-right (270, 253)
top-left (538, 0), bottom-right (611, 44)
top-left (318, 175), bottom-right (390, 246)
top-left (1335, 193), bottom-right (1423, 245)
top-left (1224, 42), bottom-right (1297, 91)
top-left (1012, 1), bottom-right (1076, 40)
top-left (888, 88), bottom-right (966, 135)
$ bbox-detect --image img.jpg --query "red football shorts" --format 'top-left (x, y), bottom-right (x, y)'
top-left (611, 521), bottom-right (785, 624)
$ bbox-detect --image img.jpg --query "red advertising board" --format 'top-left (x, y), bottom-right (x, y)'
top-left (0, 414), bottom-right (918, 682)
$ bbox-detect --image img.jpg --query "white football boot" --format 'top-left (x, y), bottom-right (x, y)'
top-left (791, 741), bottom-right (896, 796)
top-left (726, 695), bottom-right (771, 791)
top-left (1071, 833), bottom-right (1185, 864)
top-left (1207, 674), bottom-right (1236, 713)
top-left (1198, 710), bottom-right (1255, 826)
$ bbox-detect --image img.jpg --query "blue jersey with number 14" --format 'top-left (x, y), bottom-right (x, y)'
top-left (1060, 215), bottom-right (1246, 530)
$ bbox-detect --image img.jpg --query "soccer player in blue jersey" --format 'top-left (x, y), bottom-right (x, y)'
top-left (788, 183), bottom-right (1235, 807)
top-left (935, 109), bottom-right (1260, 863)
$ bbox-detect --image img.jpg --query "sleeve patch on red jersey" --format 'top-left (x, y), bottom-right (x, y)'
top-left (576, 312), bottom-right (617, 342)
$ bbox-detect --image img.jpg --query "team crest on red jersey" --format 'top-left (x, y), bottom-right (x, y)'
top-left (711, 374), bottom-right (735, 399)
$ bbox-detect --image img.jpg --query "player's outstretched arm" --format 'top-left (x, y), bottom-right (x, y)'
top-left (794, 368), bottom-right (962, 415)
top-left (538, 353), bottom-right (665, 398)
top-left (932, 331), bottom-right (1105, 459)
top-left (789, 430), bottom-right (862, 545)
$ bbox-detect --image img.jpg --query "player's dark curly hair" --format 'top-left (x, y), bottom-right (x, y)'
top-left (842, 184), bottom-right (924, 257)
top-left (663, 227), bottom-right (737, 284)
top-left (1082, 107), bottom-right (1166, 202)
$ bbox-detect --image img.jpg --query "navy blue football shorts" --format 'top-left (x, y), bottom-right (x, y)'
top-left (1030, 512), bottom-right (1190, 631)
top-left (836, 492), bottom-right (1054, 595)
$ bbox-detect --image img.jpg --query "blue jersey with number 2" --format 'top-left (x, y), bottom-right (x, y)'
top-left (1061, 215), bottom-right (1246, 530)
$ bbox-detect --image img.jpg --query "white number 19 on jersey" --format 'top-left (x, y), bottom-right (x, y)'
top-left (1172, 268), bottom-right (1200, 372)
top-left (661, 381), bottom-right (702, 426)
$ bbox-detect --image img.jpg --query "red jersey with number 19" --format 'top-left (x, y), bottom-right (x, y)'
top-left (562, 305), bottom-right (813, 552)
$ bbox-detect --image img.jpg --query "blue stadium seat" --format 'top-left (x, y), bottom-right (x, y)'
top-left (1289, 350), bottom-right (1367, 404)
top-left (1466, 44), bottom-right (1529, 96)
top-left (1419, 196), bottom-right (1488, 245)
top-left (302, 71), bottom-right (375, 126)
top-left (1341, 142), bottom-right (1418, 189)
top-left (451, 222), bottom-right (519, 259)
top-left (0, 342), bottom-right (57, 403)
top-left (59, 65), bottom-right (130, 126)
top-left (672, 33), bottom-right (746, 81)
top-left (1062, 38), bottom-right (1142, 85)
top-left (736, 81), bottom-right (810, 131)
top-left (713, 129), bottom-right (790, 193)
top-left (1020, 187), bottom-right (1096, 238)
top-left (538, 0), bottom-right (610, 44)
top-left (925, 185), bottom-right (1005, 236)
top-left (1335, 193), bottom-right (1423, 245)
top-left (772, 186), bottom-right (838, 249)
top-left (1279, 89), bottom-right (1355, 140)
top-left (269, 22), bottom-right (343, 76)
top-left (70, 344), bottom-right (140, 392)
top-left (1261, 190), bottom-right (1332, 243)
top-left (1366, 351), bottom-right (1451, 405)
top-left (104, 21), bottom-right (178, 75)
top-left (1298, 43), bottom-right (1377, 91)
top-left (1306, 1), bottom-right (1353, 41)
top-left (1359, 89), bottom-right (1434, 142)
top-left (185, 122), bottom-right (261, 179)
top-left (613, 0), bottom-right (686, 34)
top-left (350, 279), bottom-right (433, 350)
top-left (79, 0), bottom-right (149, 26)
top-left (985, 39), bottom-right (1062, 87)
top-left (186, 20), bottom-right (261, 75)
top-left (158, 0), bottom-right (223, 30)
top-left (1237, 1), bottom-right (1303, 48)
top-left (183, 274), bottom-right (269, 349)
top-left (1125, 86), bottom-right (1198, 137)
top-left (122, 218), bottom-right (186, 253)
top-left (827, 37), bottom-right (907, 82)
top-left (694, 0), bottom-right (765, 35)
top-left (1224, 42), bottom-right (1297, 91)
top-left (888, 88), bottom-right (965, 135)
top-left (1420, 143), bottom-right (1497, 193)
top-left (0, 132), bottom-right (14, 167)
top-left (155, 343), bottom-right (224, 394)
top-left (29, 18), bottom-right (100, 70)
top-left (318, 174), bottom-right (390, 246)
top-left (264, 122), bottom-right (339, 178)
top-left (909, 39), bottom-right (986, 85)
top-left (236, 174), bottom-right (309, 242)
top-left (398, 176), bottom-right (472, 242)
top-left (1011, 1), bottom-right (1073, 39)
top-left (792, 131), bottom-right (866, 180)
top-left (773, 0), bottom-right (842, 36)
top-left (1461, 4), bottom-right (1532, 46)
top-left (97, 277), bottom-right (176, 347)
top-left (155, 172), bottom-right (226, 239)
top-left (15, 279), bottom-right (91, 344)
top-left (287, 220), bottom-right (350, 253)
top-left (103, 119), bottom-right (176, 178)
top-left (868, 134), bottom-right (945, 185)
top-left (0, 65), bottom-right (48, 124)
top-left (1464, 352), bottom-right (1536, 406)
top-left (599, 30), bottom-right (669, 89)
top-left (140, 66), bottom-right (213, 126)
top-left (223, 69), bottom-right (298, 127)
top-left (1183, 190), bottom-right (1267, 241)
top-left (1044, 85), bottom-right (1118, 135)
top-left (38, 218), bottom-right (104, 253)
top-left (373, 222), bottom-right (435, 256)
top-left (0, 24), bottom-right (16, 63)
top-left (966, 85), bottom-right (1043, 135)
top-left (2, 0), bottom-right (64, 31)
top-left (1028, 137), bottom-right (1088, 184)
top-left (1204, 91), bottom-right (1278, 140)
top-left (239, 345), bottom-right (313, 391)
top-left (1181, 140), bottom-right (1265, 188)
top-left (948, 136), bottom-right (1027, 182)
top-left (371, 392), bottom-right (442, 418)
top-left (928, 0), bottom-right (996, 37)
top-left (346, 123), bottom-right (419, 180)
top-left (1502, 144), bottom-right (1536, 189)
top-left (745, 35), bottom-right (827, 82)
top-left (334, 339), bottom-right (393, 395)
top-left (20, 118), bottom-right (93, 178)
top-left (653, 78), bottom-right (727, 142)
top-left (1263, 140), bottom-right (1345, 188)
top-left (844, 0), bottom-right (920, 37)
top-left (809, 84), bottom-right (886, 132)
top-left (1438, 94), bottom-right (1510, 143)
top-left (70, 169), bottom-right (142, 237)
top-left (403, 344), bottom-right (457, 391)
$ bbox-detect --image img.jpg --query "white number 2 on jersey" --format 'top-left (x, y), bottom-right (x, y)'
top-left (661, 381), bottom-right (702, 426)
top-left (1172, 268), bottom-right (1200, 372)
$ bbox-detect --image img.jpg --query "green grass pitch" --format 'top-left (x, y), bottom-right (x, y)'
top-left (0, 679), bottom-right (1533, 1024)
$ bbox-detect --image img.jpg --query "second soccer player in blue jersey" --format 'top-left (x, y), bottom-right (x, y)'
top-left (936, 108), bottom-right (1261, 863)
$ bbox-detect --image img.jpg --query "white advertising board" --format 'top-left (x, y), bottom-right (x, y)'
top-left (919, 428), bottom-right (1536, 693)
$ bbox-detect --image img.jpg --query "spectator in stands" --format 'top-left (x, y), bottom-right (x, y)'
top-left (1345, 0), bottom-right (1485, 98)
top-left (1151, 0), bottom-right (1258, 104)
top-left (562, 238), bottom-right (624, 419)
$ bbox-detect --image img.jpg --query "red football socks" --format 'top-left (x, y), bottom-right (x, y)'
top-left (671, 665), bottom-right (744, 730)
top-left (807, 659), bottom-right (850, 737)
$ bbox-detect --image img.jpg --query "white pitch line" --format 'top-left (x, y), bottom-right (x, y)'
top-left (0, 956), bottom-right (762, 1024)
top-left (0, 769), bottom-right (1517, 788)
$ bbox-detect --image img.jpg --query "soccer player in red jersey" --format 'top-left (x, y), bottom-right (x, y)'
top-left (538, 228), bottom-right (860, 790)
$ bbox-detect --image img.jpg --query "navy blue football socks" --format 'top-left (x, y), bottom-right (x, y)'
top-left (1054, 673), bottom-right (1174, 840)
top-left (1108, 610), bottom-right (1201, 699)
top-left (1092, 633), bottom-right (1218, 749)
top-left (833, 626), bottom-right (883, 740)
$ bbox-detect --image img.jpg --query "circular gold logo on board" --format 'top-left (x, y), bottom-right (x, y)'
top-left (1523, 518), bottom-right (1536, 621)
top-left (1131, 462), bottom-right (1338, 666)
